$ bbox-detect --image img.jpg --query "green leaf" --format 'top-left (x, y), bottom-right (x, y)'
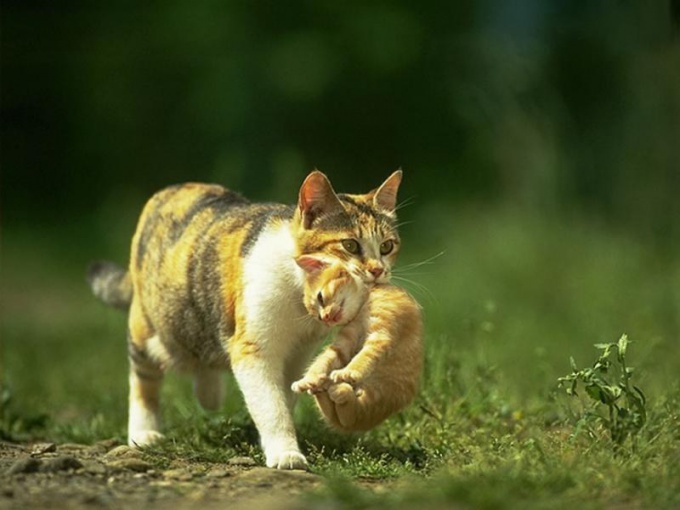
top-left (585, 384), bottom-right (605, 403)
top-left (570, 356), bottom-right (578, 371)
top-left (597, 385), bottom-right (620, 404)
top-left (618, 334), bottom-right (629, 357)
top-left (633, 386), bottom-right (647, 406)
top-left (608, 386), bottom-right (622, 400)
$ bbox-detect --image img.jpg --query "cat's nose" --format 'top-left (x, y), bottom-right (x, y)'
top-left (322, 308), bottom-right (342, 324)
top-left (369, 267), bottom-right (384, 279)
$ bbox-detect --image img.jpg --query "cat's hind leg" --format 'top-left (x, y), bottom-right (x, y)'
top-left (328, 383), bottom-right (358, 429)
top-left (313, 391), bottom-right (343, 429)
top-left (127, 333), bottom-right (165, 447)
top-left (193, 368), bottom-right (224, 411)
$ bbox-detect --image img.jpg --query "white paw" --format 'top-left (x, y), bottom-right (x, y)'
top-left (128, 430), bottom-right (164, 448)
top-left (265, 450), bottom-right (308, 470)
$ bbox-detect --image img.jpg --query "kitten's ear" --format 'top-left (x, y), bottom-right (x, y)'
top-left (298, 170), bottom-right (344, 229)
top-left (295, 255), bottom-right (329, 274)
top-left (372, 169), bottom-right (403, 212)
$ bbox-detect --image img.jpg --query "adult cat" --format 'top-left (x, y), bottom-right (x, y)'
top-left (87, 170), bottom-right (402, 469)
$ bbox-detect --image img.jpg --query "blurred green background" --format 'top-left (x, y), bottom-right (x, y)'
top-left (2, 2), bottom-right (679, 438)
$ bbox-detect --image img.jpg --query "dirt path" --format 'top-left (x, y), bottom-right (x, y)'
top-left (0, 440), bottom-right (322, 510)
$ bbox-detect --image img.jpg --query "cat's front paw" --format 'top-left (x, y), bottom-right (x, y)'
top-left (129, 430), bottom-right (164, 448)
top-left (330, 369), bottom-right (360, 385)
top-left (291, 380), bottom-right (305, 393)
top-left (291, 373), bottom-right (328, 394)
top-left (266, 450), bottom-right (309, 470)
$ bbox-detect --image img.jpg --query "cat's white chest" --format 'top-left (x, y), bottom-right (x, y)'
top-left (241, 223), bottom-right (325, 355)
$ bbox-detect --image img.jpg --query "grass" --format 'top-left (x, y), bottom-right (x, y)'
top-left (2, 205), bottom-right (679, 508)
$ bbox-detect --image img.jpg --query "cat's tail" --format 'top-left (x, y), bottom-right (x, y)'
top-left (86, 260), bottom-right (132, 310)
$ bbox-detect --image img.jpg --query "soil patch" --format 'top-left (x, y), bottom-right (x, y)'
top-left (0, 440), bottom-right (321, 510)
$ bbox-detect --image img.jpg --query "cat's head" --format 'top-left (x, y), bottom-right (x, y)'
top-left (293, 170), bottom-right (403, 284)
top-left (295, 255), bottom-right (368, 326)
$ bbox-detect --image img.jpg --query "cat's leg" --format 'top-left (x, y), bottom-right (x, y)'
top-left (231, 340), bottom-right (307, 470)
top-left (303, 324), bottom-right (360, 390)
top-left (313, 391), bottom-right (343, 430)
top-left (291, 345), bottom-right (345, 394)
top-left (193, 368), bottom-right (224, 411)
top-left (328, 383), bottom-right (358, 429)
top-left (127, 334), bottom-right (164, 447)
top-left (330, 330), bottom-right (389, 386)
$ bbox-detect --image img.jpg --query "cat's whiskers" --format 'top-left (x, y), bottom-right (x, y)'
top-left (388, 251), bottom-right (444, 305)
top-left (390, 275), bottom-right (439, 305)
top-left (293, 312), bottom-right (315, 324)
top-left (394, 220), bottom-right (414, 229)
top-left (392, 251), bottom-right (445, 274)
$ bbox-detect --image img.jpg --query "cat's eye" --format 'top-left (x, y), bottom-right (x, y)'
top-left (380, 240), bottom-right (394, 255)
top-left (342, 239), bottom-right (361, 255)
top-left (317, 292), bottom-right (324, 306)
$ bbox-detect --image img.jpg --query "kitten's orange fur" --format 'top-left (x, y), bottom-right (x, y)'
top-left (292, 261), bottom-right (423, 432)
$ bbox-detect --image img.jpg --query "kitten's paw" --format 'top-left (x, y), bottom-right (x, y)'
top-left (128, 430), bottom-right (164, 448)
top-left (291, 380), bottom-right (305, 393)
top-left (266, 450), bottom-right (309, 470)
top-left (328, 382), bottom-right (355, 404)
top-left (291, 373), bottom-right (328, 394)
top-left (330, 369), bottom-right (360, 385)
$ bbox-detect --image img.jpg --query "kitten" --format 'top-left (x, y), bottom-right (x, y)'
top-left (87, 170), bottom-right (403, 469)
top-left (292, 259), bottom-right (423, 432)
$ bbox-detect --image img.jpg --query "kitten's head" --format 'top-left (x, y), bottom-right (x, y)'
top-left (293, 170), bottom-right (403, 284)
top-left (295, 256), bottom-right (368, 326)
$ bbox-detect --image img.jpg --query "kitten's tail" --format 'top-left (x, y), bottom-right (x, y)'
top-left (86, 260), bottom-right (132, 310)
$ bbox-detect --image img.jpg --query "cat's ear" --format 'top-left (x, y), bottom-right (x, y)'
top-left (295, 255), bottom-right (329, 274)
top-left (297, 170), bottom-right (344, 229)
top-left (372, 169), bottom-right (403, 212)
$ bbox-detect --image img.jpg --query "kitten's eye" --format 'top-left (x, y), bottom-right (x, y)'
top-left (317, 292), bottom-right (324, 306)
top-left (342, 239), bottom-right (361, 255)
top-left (379, 240), bottom-right (394, 255)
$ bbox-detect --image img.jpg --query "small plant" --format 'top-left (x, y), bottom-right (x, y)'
top-left (558, 334), bottom-right (647, 446)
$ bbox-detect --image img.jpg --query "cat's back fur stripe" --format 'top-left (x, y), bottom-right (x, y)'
top-left (127, 183), bottom-right (298, 369)
top-left (134, 183), bottom-right (250, 269)
top-left (239, 204), bottom-right (295, 256)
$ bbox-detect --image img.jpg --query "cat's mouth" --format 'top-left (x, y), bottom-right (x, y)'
top-left (320, 303), bottom-right (344, 325)
top-left (321, 311), bottom-right (342, 325)
top-left (364, 273), bottom-right (389, 285)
